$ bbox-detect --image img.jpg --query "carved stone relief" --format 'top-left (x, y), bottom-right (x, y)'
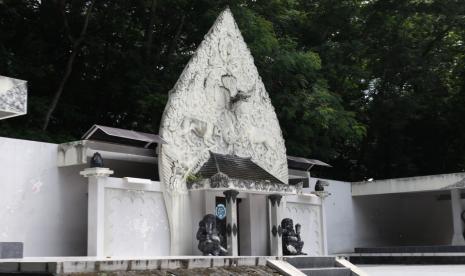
top-left (0, 76), bottom-right (27, 119)
top-left (158, 8), bottom-right (288, 196)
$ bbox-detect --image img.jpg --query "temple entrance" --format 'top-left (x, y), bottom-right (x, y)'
top-left (215, 196), bottom-right (241, 255)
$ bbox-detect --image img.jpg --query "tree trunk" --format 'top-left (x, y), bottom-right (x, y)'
top-left (165, 14), bottom-right (186, 66)
top-left (42, 1), bottom-right (95, 131)
top-left (144, 0), bottom-right (158, 60)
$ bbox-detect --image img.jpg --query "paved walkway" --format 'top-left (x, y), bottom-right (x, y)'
top-left (360, 265), bottom-right (465, 276)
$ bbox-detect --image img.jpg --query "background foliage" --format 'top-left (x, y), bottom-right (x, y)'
top-left (1, 0), bottom-right (464, 181)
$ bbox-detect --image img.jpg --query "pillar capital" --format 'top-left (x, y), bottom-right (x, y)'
top-left (80, 167), bottom-right (114, 178)
top-left (268, 194), bottom-right (283, 207)
top-left (223, 189), bottom-right (239, 204)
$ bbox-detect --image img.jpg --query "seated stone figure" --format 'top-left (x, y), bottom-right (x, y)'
top-left (196, 214), bottom-right (227, 256)
top-left (281, 218), bottom-right (306, 255)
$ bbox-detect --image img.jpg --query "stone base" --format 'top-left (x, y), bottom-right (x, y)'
top-left (0, 242), bottom-right (23, 259)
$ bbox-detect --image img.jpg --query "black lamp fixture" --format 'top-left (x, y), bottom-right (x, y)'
top-left (90, 152), bottom-right (104, 168)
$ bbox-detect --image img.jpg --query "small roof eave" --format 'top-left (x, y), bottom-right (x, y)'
top-left (287, 155), bottom-right (332, 171)
top-left (82, 124), bottom-right (167, 148)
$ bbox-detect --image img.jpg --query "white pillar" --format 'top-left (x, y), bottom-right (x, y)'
top-left (80, 167), bottom-right (113, 256)
top-left (450, 189), bottom-right (465, 245)
top-left (223, 190), bottom-right (239, 256)
top-left (320, 197), bottom-right (328, 255)
top-left (268, 194), bottom-right (283, 256)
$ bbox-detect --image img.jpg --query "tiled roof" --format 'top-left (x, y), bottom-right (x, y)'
top-left (196, 151), bottom-right (285, 185)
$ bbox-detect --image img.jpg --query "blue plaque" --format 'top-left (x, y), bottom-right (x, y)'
top-left (216, 204), bottom-right (226, 220)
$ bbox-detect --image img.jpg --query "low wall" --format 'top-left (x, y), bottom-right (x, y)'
top-left (101, 178), bottom-right (170, 256)
top-left (0, 137), bottom-right (87, 257)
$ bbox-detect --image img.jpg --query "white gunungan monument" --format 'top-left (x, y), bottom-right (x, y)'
top-left (158, 8), bottom-right (288, 255)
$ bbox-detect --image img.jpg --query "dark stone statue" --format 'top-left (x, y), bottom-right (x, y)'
top-left (281, 218), bottom-right (306, 255)
top-left (196, 214), bottom-right (227, 256)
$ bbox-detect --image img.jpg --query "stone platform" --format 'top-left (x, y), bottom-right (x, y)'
top-left (0, 256), bottom-right (361, 276)
top-left (0, 256), bottom-right (276, 275)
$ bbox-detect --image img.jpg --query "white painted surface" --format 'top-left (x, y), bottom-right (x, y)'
top-left (352, 173), bottom-right (465, 196)
top-left (0, 137), bottom-right (87, 257)
top-left (312, 178), bottom-right (356, 254)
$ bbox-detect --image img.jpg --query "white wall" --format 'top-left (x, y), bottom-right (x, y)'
top-left (102, 178), bottom-right (170, 256)
top-left (320, 176), bottom-right (456, 254)
top-left (312, 178), bottom-right (358, 254)
top-left (0, 137), bottom-right (87, 257)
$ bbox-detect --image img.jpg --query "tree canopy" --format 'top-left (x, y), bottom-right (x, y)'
top-left (1, 0), bottom-right (464, 181)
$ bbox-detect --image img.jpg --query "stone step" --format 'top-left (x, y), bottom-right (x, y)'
top-left (285, 256), bottom-right (337, 268)
top-left (355, 245), bottom-right (465, 253)
top-left (300, 267), bottom-right (352, 276)
top-left (350, 254), bottom-right (465, 265)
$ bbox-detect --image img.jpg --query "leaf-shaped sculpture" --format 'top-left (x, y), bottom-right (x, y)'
top-left (158, 8), bottom-right (288, 255)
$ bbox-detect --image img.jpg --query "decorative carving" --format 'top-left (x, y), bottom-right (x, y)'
top-left (226, 223), bottom-right (232, 237)
top-left (281, 218), bottom-right (306, 255)
top-left (196, 214), bottom-right (227, 256)
top-left (0, 76), bottom-right (27, 117)
top-left (268, 194), bottom-right (282, 207)
top-left (158, 8), bottom-right (288, 196)
top-left (223, 190), bottom-right (239, 204)
top-left (232, 223), bottom-right (238, 237)
top-left (271, 225), bottom-right (278, 237)
top-left (189, 178), bottom-right (295, 193)
top-left (211, 172), bottom-right (229, 188)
